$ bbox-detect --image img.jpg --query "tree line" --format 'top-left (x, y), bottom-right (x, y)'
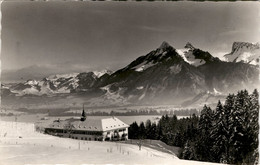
top-left (88, 109), bottom-right (198, 116)
top-left (62, 108), bottom-right (198, 116)
top-left (128, 89), bottom-right (259, 164)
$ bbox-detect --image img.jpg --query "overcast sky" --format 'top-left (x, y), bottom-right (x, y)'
top-left (2, 1), bottom-right (260, 72)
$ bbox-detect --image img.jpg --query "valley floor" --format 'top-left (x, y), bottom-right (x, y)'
top-left (0, 120), bottom-right (222, 165)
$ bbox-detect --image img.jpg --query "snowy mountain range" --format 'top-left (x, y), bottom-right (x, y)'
top-left (3, 70), bottom-right (111, 96)
top-left (1, 41), bottom-right (259, 108)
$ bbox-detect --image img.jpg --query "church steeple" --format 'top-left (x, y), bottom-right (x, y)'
top-left (80, 104), bottom-right (86, 121)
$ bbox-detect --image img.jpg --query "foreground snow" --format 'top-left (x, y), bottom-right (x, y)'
top-left (0, 121), bottom-right (222, 165)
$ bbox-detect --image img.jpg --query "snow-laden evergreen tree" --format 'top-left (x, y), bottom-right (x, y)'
top-left (229, 90), bottom-right (251, 163)
top-left (250, 89), bottom-right (259, 146)
top-left (211, 101), bottom-right (228, 163)
top-left (248, 89), bottom-right (259, 164)
top-left (196, 105), bottom-right (214, 161)
top-left (221, 94), bottom-right (236, 163)
top-left (182, 140), bottom-right (196, 160)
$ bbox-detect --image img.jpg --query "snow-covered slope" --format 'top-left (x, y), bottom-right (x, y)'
top-left (93, 70), bottom-right (113, 78)
top-left (176, 42), bottom-right (216, 67)
top-left (126, 41), bottom-right (177, 72)
top-left (224, 42), bottom-right (260, 65)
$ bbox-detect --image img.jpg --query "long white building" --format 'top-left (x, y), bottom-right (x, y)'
top-left (45, 113), bottom-right (129, 141)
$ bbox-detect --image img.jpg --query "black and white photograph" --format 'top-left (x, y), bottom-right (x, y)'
top-left (0, 0), bottom-right (259, 164)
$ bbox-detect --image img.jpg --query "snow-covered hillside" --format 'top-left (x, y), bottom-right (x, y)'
top-left (0, 120), bottom-right (222, 165)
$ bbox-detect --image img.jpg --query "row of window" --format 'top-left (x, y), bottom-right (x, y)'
top-left (118, 129), bottom-right (126, 132)
top-left (69, 136), bottom-right (99, 141)
top-left (73, 130), bottom-right (102, 135)
top-left (45, 128), bottom-right (102, 135)
top-left (46, 128), bottom-right (126, 135)
top-left (106, 128), bottom-right (126, 134)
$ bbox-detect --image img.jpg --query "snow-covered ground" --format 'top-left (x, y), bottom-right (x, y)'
top-left (0, 121), bottom-right (222, 165)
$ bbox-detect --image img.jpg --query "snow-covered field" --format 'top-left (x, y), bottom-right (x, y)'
top-left (0, 121), bottom-right (222, 165)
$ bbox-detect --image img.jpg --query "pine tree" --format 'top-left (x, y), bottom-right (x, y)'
top-left (247, 89), bottom-right (259, 164)
top-left (150, 122), bottom-right (157, 140)
top-left (250, 89), bottom-right (259, 145)
top-left (182, 140), bottom-right (196, 160)
top-left (139, 122), bottom-right (146, 139)
top-left (229, 90), bottom-right (250, 163)
top-left (221, 94), bottom-right (236, 163)
top-left (196, 105), bottom-right (214, 161)
top-left (211, 101), bottom-right (227, 162)
top-left (128, 122), bottom-right (139, 139)
top-left (145, 119), bottom-right (152, 139)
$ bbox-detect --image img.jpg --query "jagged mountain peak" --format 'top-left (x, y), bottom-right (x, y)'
top-left (225, 41), bottom-right (260, 65)
top-left (154, 41), bottom-right (175, 56)
top-left (184, 42), bottom-right (195, 50)
top-left (231, 42), bottom-right (260, 53)
top-left (159, 41), bottom-right (172, 50)
top-left (123, 41), bottom-right (181, 72)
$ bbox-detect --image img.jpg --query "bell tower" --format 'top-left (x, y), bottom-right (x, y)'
top-left (80, 104), bottom-right (86, 121)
